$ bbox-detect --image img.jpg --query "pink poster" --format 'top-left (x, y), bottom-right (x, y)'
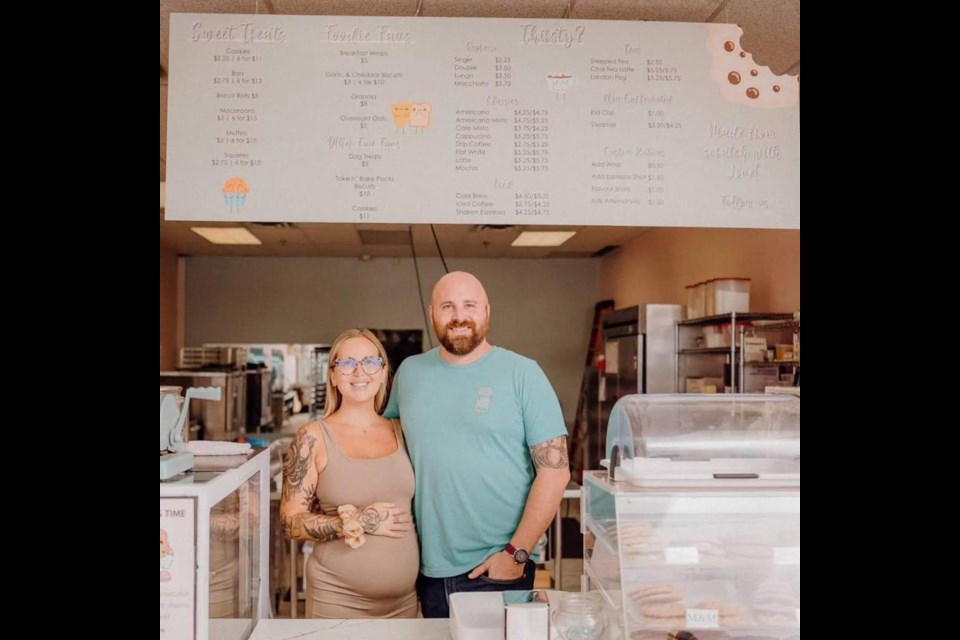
top-left (161, 497), bottom-right (196, 640)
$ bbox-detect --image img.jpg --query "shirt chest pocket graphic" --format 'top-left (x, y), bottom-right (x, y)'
top-left (474, 387), bottom-right (493, 413)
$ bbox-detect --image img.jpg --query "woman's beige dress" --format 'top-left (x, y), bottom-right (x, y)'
top-left (306, 419), bottom-right (419, 618)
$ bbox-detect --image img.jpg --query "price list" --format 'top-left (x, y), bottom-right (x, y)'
top-left (209, 46), bottom-right (265, 170)
top-left (513, 109), bottom-right (549, 173)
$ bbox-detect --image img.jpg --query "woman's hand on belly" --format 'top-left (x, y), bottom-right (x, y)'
top-left (360, 502), bottom-right (413, 538)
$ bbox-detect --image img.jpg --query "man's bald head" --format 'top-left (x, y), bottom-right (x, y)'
top-left (431, 271), bottom-right (489, 308)
top-left (429, 271), bottom-right (491, 358)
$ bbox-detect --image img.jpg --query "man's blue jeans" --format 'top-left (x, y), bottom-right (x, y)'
top-left (417, 560), bottom-right (537, 618)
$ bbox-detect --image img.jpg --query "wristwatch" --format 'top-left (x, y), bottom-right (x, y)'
top-left (504, 543), bottom-right (530, 564)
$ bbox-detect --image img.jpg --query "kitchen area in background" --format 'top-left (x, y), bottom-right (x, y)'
top-left (160, 344), bottom-right (319, 442)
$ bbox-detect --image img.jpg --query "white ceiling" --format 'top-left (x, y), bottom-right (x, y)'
top-left (159, 0), bottom-right (799, 259)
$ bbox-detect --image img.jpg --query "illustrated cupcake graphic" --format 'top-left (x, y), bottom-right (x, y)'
top-left (222, 177), bottom-right (250, 214)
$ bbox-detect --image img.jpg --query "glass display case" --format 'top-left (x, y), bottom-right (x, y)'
top-left (605, 394), bottom-right (800, 481)
top-left (160, 449), bottom-right (270, 640)
top-left (584, 394), bottom-right (800, 639)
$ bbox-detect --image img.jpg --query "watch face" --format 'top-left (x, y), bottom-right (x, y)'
top-left (513, 548), bottom-right (530, 564)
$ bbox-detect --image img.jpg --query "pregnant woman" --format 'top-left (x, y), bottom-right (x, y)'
top-left (280, 329), bottom-right (418, 618)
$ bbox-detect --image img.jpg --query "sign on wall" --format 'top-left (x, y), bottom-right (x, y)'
top-left (166, 14), bottom-right (799, 228)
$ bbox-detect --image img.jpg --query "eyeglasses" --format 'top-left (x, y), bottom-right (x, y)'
top-left (333, 356), bottom-right (385, 376)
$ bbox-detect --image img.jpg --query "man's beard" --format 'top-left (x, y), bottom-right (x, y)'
top-left (435, 318), bottom-right (488, 356)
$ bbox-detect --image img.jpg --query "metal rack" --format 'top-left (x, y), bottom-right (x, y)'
top-left (745, 316), bottom-right (800, 390)
top-left (749, 319), bottom-right (800, 332)
top-left (678, 312), bottom-right (795, 326)
top-left (178, 346), bottom-right (248, 369)
top-left (676, 312), bottom-right (796, 393)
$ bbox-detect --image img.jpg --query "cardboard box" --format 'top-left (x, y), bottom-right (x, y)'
top-left (743, 336), bottom-right (767, 362)
top-left (703, 324), bottom-right (731, 348)
top-left (775, 344), bottom-right (795, 361)
top-left (744, 365), bottom-right (780, 393)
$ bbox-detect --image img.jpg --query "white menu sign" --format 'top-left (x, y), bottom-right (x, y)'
top-left (167, 14), bottom-right (800, 228)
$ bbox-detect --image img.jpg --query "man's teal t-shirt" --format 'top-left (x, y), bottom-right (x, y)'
top-left (384, 346), bottom-right (566, 577)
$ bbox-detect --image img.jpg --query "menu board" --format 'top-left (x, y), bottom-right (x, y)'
top-left (166, 14), bottom-right (800, 228)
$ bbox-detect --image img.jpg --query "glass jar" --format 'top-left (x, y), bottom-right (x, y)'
top-left (553, 592), bottom-right (606, 640)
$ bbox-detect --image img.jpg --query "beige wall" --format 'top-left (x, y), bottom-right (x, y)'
top-left (599, 228), bottom-right (800, 312)
top-left (183, 257), bottom-right (600, 426)
top-left (159, 242), bottom-right (179, 370)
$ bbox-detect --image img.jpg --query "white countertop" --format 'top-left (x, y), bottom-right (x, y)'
top-left (249, 619), bottom-right (451, 640)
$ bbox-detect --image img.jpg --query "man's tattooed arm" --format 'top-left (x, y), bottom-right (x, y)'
top-left (495, 435), bottom-right (570, 568)
top-left (529, 436), bottom-right (569, 471)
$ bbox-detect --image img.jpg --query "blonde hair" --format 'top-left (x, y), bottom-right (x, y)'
top-left (323, 329), bottom-right (391, 418)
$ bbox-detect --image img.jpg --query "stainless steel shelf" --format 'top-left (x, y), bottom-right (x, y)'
top-left (679, 312), bottom-right (794, 327)
top-left (676, 312), bottom-right (798, 393)
top-left (749, 320), bottom-right (800, 332)
top-left (679, 347), bottom-right (737, 355)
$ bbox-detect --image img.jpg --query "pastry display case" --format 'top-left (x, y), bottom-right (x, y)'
top-left (160, 449), bottom-right (270, 640)
top-left (584, 394), bottom-right (800, 639)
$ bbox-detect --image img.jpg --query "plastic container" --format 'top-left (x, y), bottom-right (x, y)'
top-left (702, 323), bottom-right (731, 348)
top-left (713, 277), bottom-right (751, 314)
top-left (693, 282), bottom-right (706, 319)
top-left (685, 284), bottom-right (697, 320)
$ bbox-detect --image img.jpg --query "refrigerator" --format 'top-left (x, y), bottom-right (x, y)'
top-left (582, 304), bottom-right (683, 471)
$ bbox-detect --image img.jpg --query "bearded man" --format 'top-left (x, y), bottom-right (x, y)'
top-left (384, 271), bottom-right (570, 617)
